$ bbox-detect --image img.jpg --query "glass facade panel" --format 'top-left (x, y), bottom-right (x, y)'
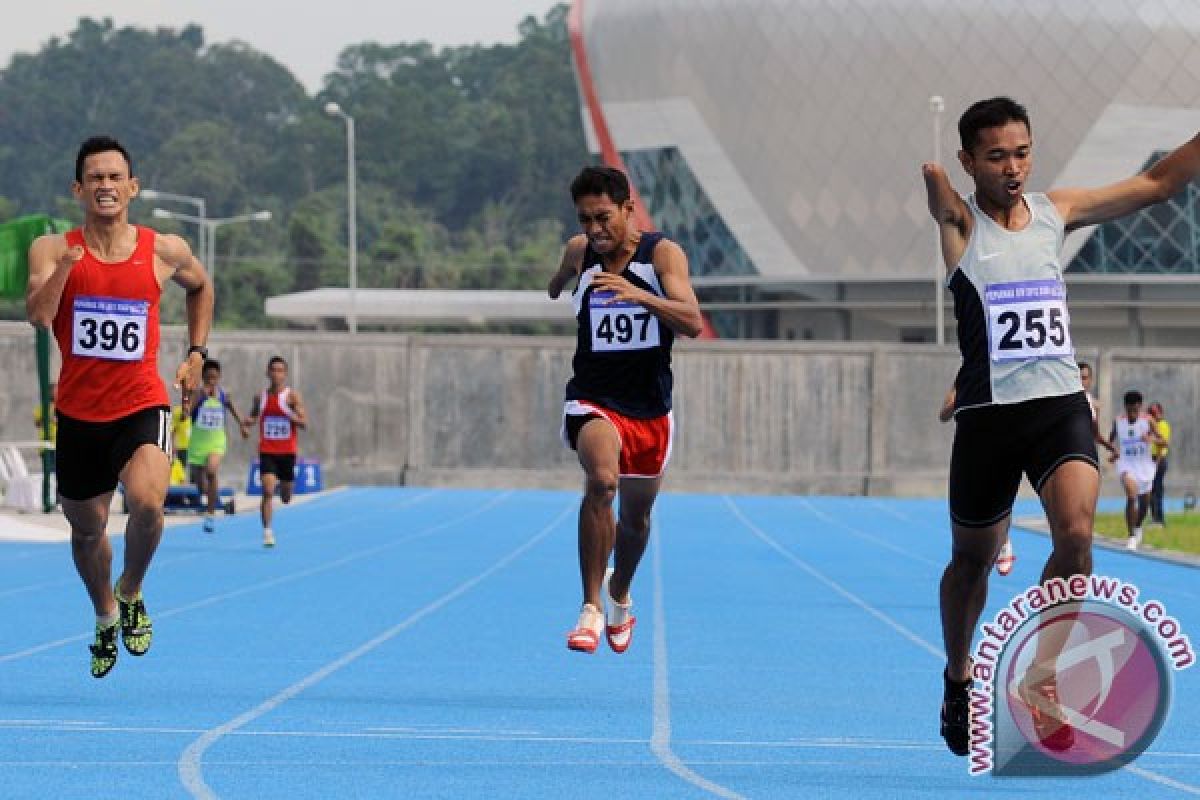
top-left (622, 147), bottom-right (757, 278)
top-left (1069, 152), bottom-right (1200, 274)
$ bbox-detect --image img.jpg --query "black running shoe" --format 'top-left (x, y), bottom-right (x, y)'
top-left (940, 670), bottom-right (971, 756)
top-left (90, 621), bottom-right (119, 679)
top-left (116, 583), bottom-right (152, 656)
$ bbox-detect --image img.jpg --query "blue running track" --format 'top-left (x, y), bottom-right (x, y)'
top-left (1, 488), bottom-right (1197, 798)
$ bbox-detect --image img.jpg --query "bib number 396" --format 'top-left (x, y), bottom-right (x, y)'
top-left (985, 280), bottom-right (1072, 362)
top-left (71, 296), bottom-right (148, 361)
top-left (589, 293), bottom-right (660, 352)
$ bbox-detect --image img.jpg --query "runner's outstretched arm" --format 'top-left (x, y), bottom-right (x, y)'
top-left (1051, 132), bottom-right (1200, 230)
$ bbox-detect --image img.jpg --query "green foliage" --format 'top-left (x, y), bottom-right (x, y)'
top-left (0, 5), bottom-right (586, 326)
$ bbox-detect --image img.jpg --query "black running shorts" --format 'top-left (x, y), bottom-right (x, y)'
top-left (259, 452), bottom-right (297, 482)
top-left (949, 391), bottom-right (1098, 528)
top-left (56, 406), bottom-right (172, 501)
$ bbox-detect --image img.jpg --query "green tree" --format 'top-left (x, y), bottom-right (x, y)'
top-left (0, 5), bottom-right (588, 325)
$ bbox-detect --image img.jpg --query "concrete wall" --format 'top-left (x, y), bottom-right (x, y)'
top-left (0, 322), bottom-right (1193, 497)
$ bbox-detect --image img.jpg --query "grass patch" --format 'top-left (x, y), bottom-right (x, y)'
top-left (1093, 512), bottom-right (1200, 556)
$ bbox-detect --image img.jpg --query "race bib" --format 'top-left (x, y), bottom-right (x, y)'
top-left (589, 291), bottom-right (660, 353)
top-left (985, 279), bottom-right (1072, 362)
top-left (196, 405), bottom-right (224, 430)
top-left (71, 296), bottom-right (148, 361)
top-left (263, 415), bottom-right (292, 440)
top-left (1122, 439), bottom-right (1149, 460)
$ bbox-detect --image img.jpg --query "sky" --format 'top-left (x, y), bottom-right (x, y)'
top-left (0, 0), bottom-right (559, 92)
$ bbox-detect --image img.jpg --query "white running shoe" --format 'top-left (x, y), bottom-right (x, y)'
top-left (263, 528), bottom-right (276, 548)
top-left (995, 539), bottom-right (1016, 576)
top-left (602, 567), bottom-right (637, 654)
top-left (1126, 530), bottom-right (1141, 551)
top-left (566, 603), bottom-right (604, 653)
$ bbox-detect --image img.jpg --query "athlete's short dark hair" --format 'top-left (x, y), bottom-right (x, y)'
top-left (570, 166), bottom-right (631, 206)
top-left (268, 355), bottom-right (288, 370)
top-left (75, 135), bottom-right (133, 182)
top-left (1077, 361), bottom-right (1091, 373)
top-left (958, 97), bottom-right (1031, 153)
top-left (202, 359), bottom-right (221, 374)
top-left (1124, 390), bottom-right (1143, 406)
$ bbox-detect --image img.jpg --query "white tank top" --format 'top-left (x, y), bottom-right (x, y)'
top-left (949, 193), bottom-right (1082, 409)
top-left (1115, 415), bottom-right (1156, 480)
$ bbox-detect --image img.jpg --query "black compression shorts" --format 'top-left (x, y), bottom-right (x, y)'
top-left (259, 452), bottom-right (296, 482)
top-left (949, 391), bottom-right (1097, 528)
top-left (56, 406), bottom-right (171, 501)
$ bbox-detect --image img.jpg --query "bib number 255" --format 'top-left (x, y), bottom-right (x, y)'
top-left (995, 307), bottom-right (1067, 352)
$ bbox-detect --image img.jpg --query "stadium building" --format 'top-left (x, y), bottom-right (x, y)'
top-left (569, 0), bottom-right (1200, 344)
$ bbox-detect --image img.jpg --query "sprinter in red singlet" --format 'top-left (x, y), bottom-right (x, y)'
top-left (246, 356), bottom-right (308, 548)
top-left (25, 135), bottom-right (213, 678)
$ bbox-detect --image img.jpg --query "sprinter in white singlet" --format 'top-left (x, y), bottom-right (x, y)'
top-left (924, 96), bottom-right (1200, 758)
top-left (1109, 389), bottom-right (1163, 551)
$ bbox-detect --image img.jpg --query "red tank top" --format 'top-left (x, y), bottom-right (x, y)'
top-left (259, 388), bottom-right (299, 455)
top-left (53, 226), bottom-right (168, 422)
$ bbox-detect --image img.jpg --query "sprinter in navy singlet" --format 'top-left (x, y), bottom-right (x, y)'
top-left (548, 166), bottom-right (702, 655)
top-left (925, 97), bottom-right (1200, 758)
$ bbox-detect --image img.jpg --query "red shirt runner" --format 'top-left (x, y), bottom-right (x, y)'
top-left (258, 388), bottom-right (299, 455)
top-left (52, 226), bottom-right (168, 422)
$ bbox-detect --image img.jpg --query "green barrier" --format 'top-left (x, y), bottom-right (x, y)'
top-left (1, 214), bottom-right (72, 510)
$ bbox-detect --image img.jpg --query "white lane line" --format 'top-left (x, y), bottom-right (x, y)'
top-left (1125, 764), bottom-right (1200, 796)
top-left (726, 496), bottom-right (1200, 795)
top-left (650, 520), bottom-right (747, 800)
top-left (796, 497), bottom-right (942, 568)
top-left (725, 497), bottom-right (942, 659)
top-left (177, 502), bottom-right (573, 800)
top-left (0, 491), bottom-right (509, 664)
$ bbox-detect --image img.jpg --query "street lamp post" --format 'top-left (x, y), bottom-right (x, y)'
top-left (325, 101), bottom-right (358, 334)
top-left (140, 188), bottom-right (207, 266)
top-left (152, 209), bottom-right (271, 317)
top-left (929, 94), bottom-right (946, 346)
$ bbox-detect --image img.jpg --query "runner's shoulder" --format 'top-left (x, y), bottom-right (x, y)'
top-left (29, 232), bottom-right (69, 261)
top-left (152, 230), bottom-right (190, 263)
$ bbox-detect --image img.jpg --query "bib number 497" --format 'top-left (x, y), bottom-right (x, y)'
top-left (590, 303), bottom-right (660, 353)
top-left (596, 311), bottom-right (652, 345)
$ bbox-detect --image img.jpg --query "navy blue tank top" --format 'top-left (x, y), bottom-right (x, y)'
top-left (565, 232), bottom-right (674, 419)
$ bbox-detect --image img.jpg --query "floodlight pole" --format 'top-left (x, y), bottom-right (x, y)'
top-left (930, 95), bottom-right (946, 346)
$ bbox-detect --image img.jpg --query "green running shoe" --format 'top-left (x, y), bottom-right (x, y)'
top-left (90, 621), bottom-right (118, 678)
top-left (115, 584), bottom-right (153, 656)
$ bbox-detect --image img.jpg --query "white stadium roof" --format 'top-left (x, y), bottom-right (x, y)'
top-left (265, 288), bottom-right (574, 326)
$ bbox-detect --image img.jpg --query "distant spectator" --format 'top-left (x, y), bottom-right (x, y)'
top-left (170, 402), bottom-right (192, 473)
top-left (1148, 402), bottom-right (1170, 526)
top-left (32, 381), bottom-right (57, 472)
